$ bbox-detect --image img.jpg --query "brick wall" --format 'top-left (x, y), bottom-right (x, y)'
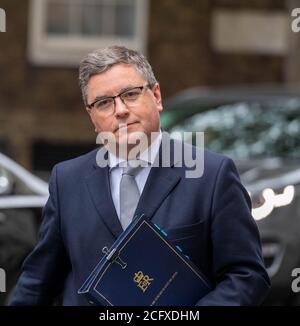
top-left (0, 0), bottom-right (94, 169)
top-left (148, 0), bottom-right (211, 97)
top-left (209, 0), bottom-right (286, 85)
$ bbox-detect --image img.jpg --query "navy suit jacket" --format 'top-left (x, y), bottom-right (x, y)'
top-left (10, 133), bottom-right (270, 305)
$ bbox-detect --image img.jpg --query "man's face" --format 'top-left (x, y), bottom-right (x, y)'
top-left (86, 63), bottom-right (163, 155)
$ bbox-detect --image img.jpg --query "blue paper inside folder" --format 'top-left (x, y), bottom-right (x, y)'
top-left (78, 214), bottom-right (212, 306)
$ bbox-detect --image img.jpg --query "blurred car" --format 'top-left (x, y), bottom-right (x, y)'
top-left (0, 152), bottom-right (48, 305)
top-left (161, 86), bottom-right (300, 305)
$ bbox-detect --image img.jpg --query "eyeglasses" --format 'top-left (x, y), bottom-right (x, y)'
top-left (87, 84), bottom-right (151, 114)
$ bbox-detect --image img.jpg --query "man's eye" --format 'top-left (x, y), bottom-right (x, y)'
top-left (95, 99), bottom-right (112, 108)
top-left (123, 90), bottom-right (140, 99)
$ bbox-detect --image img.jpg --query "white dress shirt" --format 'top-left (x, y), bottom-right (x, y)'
top-left (108, 130), bottom-right (162, 220)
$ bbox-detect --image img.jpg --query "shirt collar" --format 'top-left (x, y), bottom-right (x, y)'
top-left (108, 130), bottom-right (162, 170)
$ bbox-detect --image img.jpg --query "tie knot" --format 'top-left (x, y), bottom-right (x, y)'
top-left (122, 160), bottom-right (147, 177)
top-left (122, 166), bottom-right (142, 177)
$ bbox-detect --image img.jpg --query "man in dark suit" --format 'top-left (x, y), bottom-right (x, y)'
top-left (10, 46), bottom-right (270, 305)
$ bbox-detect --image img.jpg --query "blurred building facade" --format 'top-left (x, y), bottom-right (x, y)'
top-left (0, 0), bottom-right (296, 171)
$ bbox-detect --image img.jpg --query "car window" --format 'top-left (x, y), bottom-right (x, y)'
top-left (167, 99), bottom-right (300, 160)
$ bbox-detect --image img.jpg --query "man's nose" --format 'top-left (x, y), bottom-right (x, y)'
top-left (114, 97), bottom-right (130, 117)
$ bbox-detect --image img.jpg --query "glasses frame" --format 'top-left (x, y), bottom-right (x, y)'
top-left (87, 84), bottom-right (152, 111)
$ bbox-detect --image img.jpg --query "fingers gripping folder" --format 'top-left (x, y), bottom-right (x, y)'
top-left (78, 214), bottom-right (212, 306)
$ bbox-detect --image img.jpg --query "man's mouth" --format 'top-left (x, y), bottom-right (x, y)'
top-left (116, 122), bottom-right (138, 132)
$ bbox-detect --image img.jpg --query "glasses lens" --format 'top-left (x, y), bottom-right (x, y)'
top-left (94, 98), bottom-right (114, 111)
top-left (121, 87), bottom-right (143, 104)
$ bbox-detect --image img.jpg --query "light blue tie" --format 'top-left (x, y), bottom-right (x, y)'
top-left (119, 164), bottom-right (142, 230)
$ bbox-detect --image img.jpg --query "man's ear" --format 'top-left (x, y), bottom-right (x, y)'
top-left (152, 83), bottom-right (163, 112)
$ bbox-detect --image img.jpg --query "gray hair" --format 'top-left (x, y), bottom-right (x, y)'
top-left (79, 45), bottom-right (158, 107)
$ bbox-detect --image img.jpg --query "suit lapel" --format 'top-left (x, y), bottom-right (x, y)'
top-left (85, 147), bottom-right (123, 238)
top-left (135, 132), bottom-right (182, 219)
top-left (136, 166), bottom-right (181, 220)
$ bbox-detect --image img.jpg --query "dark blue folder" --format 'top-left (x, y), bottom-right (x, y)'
top-left (78, 214), bottom-right (212, 306)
